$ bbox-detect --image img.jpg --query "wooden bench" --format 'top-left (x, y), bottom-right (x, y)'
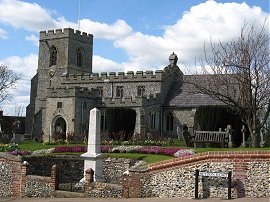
top-left (193, 131), bottom-right (229, 148)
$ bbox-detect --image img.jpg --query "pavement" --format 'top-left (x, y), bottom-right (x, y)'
top-left (0, 198), bottom-right (269, 202)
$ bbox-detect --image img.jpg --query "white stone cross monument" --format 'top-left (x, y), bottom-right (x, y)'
top-left (81, 108), bottom-right (105, 182)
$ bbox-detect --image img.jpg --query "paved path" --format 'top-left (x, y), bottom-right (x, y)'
top-left (1, 198), bottom-right (269, 202)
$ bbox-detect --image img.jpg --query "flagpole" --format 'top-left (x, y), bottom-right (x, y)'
top-left (78, 0), bottom-right (81, 30)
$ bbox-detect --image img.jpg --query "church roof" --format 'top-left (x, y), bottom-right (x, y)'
top-left (164, 75), bottom-right (225, 108)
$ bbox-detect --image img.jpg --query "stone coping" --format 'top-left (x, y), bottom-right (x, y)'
top-left (26, 175), bottom-right (51, 183)
top-left (147, 150), bottom-right (270, 171)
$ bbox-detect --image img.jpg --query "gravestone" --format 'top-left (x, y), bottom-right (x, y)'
top-left (81, 108), bottom-right (105, 182)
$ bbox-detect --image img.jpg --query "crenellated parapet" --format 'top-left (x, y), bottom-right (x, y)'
top-left (40, 28), bottom-right (93, 44)
top-left (47, 86), bottom-right (99, 98)
top-left (61, 70), bottom-right (169, 83)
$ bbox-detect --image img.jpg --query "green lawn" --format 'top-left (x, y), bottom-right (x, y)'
top-left (19, 141), bottom-right (85, 151)
top-left (17, 141), bottom-right (269, 164)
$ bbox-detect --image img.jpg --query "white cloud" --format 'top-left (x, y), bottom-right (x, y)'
top-left (0, 54), bottom-right (38, 79)
top-left (113, 1), bottom-right (269, 72)
top-left (0, 28), bottom-right (8, 39)
top-left (80, 19), bottom-right (132, 40)
top-left (0, 53), bottom-right (38, 115)
top-left (93, 55), bottom-right (124, 72)
top-left (25, 34), bottom-right (39, 46)
top-left (0, 0), bottom-right (132, 41)
top-left (0, 0), bottom-right (56, 31)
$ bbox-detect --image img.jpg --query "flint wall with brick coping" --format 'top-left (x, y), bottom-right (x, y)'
top-left (0, 153), bottom-right (22, 197)
top-left (1, 151), bottom-right (269, 199)
top-left (123, 151), bottom-right (270, 199)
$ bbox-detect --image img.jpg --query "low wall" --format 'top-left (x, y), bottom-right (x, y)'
top-left (22, 155), bottom-right (84, 181)
top-left (124, 151), bottom-right (270, 199)
top-left (1, 151), bottom-right (269, 199)
top-left (25, 175), bottom-right (51, 197)
top-left (0, 153), bottom-right (22, 197)
top-left (23, 156), bottom-right (140, 184)
top-left (103, 157), bottom-right (140, 184)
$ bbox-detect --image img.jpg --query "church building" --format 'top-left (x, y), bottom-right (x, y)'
top-left (25, 28), bottom-right (221, 142)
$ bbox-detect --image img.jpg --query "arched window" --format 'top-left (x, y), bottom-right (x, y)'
top-left (100, 111), bottom-right (107, 131)
top-left (150, 109), bottom-right (158, 129)
top-left (49, 46), bottom-right (57, 66)
top-left (77, 48), bottom-right (84, 67)
top-left (165, 112), bottom-right (174, 131)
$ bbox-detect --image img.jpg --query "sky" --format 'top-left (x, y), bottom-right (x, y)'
top-left (0, 0), bottom-right (269, 116)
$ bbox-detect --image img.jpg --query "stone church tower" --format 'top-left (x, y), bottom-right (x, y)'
top-left (26, 28), bottom-right (94, 140)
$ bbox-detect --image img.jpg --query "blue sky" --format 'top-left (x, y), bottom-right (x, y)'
top-left (0, 0), bottom-right (269, 115)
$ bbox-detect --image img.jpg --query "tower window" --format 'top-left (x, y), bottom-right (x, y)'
top-left (116, 86), bottom-right (124, 97)
top-left (137, 86), bottom-right (145, 96)
top-left (97, 86), bottom-right (103, 97)
top-left (77, 48), bottom-right (84, 67)
top-left (57, 102), bottom-right (62, 109)
top-left (50, 46), bottom-right (57, 66)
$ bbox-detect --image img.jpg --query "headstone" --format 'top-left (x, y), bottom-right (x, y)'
top-left (241, 125), bottom-right (246, 148)
top-left (260, 128), bottom-right (265, 148)
top-left (81, 108), bottom-right (105, 182)
top-left (226, 125), bottom-right (233, 148)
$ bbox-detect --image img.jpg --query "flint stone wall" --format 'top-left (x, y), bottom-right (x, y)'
top-left (0, 152), bottom-right (21, 198)
top-left (129, 151), bottom-right (270, 199)
top-left (88, 182), bottom-right (123, 198)
top-left (246, 162), bottom-right (270, 197)
top-left (0, 161), bottom-right (13, 197)
top-left (103, 157), bottom-right (140, 184)
top-left (25, 175), bottom-right (51, 197)
top-left (141, 162), bottom-right (233, 198)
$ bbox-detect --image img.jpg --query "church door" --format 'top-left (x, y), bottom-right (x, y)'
top-left (53, 117), bottom-right (67, 140)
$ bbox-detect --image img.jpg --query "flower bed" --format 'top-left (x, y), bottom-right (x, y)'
top-left (107, 145), bottom-right (194, 157)
top-left (54, 146), bottom-right (87, 153)
top-left (8, 145), bottom-right (194, 158)
top-left (0, 143), bottom-right (19, 152)
top-left (10, 150), bottom-right (32, 156)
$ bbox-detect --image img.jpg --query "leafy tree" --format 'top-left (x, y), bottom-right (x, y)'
top-left (189, 21), bottom-right (270, 147)
top-left (0, 65), bottom-right (20, 104)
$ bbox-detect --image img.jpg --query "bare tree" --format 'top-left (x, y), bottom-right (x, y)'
top-left (14, 105), bottom-right (25, 117)
top-left (0, 65), bottom-right (21, 104)
top-left (189, 21), bottom-right (270, 147)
